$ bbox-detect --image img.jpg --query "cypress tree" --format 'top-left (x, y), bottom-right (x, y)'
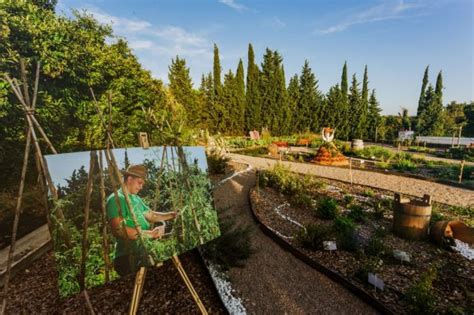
top-left (287, 74), bottom-right (300, 134)
top-left (245, 43), bottom-right (261, 132)
top-left (325, 84), bottom-right (342, 130)
top-left (213, 43), bottom-right (222, 95)
top-left (199, 72), bottom-right (215, 132)
top-left (367, 89), bottom-right (382, 141)
top-left (360, 65), bottom-right (369, 139)
top-left (418, 85), bottom-right (445, 136)
top-left (222, 69), bottom-right (235, 134)
top-left (298, 60), bottom-right (319, 132)
top-left (275, 61), bottom-right (288, 135)
top-left (168, 55), bottom-right (195, 123)
top-left (233, 59), bottom-right (246, 134)
top-left (339, 61), bottom-right (350, 139)
top-left (349, 74), bottom-right (362, 139)
top-left (417, 66), bottom-right (429, 117)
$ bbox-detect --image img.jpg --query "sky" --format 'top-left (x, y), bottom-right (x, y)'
top-left (56, 0), bottom-right (473, 115)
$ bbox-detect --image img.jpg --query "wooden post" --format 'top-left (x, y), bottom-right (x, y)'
top-left (349, 157), bottom-right (353, 185)
top-left (459, 160), bottom-right (465, 184)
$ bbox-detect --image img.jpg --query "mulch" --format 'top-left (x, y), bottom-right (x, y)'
top-left (3, 249), bottom-right (226, 314)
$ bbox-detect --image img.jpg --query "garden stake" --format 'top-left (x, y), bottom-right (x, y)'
top-left (98, 150), bottom-right (111, 282)
top-left (1, 61), bottom-right (72, 315)
top-left (79, 151), bottom-right (97, 291)
top-left (458, 160), bottom-right (464, 183)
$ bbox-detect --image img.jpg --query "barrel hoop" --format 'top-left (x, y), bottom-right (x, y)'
top-left (396, 211), bottom-right (431, 218)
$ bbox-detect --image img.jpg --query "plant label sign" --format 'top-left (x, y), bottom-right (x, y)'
top-left (368, 273), bottom-right (384, 291)
top-left (323, 241), bottom-right (337, 251)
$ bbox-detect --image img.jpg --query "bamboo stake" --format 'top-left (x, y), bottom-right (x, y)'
top-left (98, 150), bottom-right (111, 282)
top-left (79, 151), bottom-right (96, 291)
top-left (19, 59), bottom-right (31, 108)
top-left (0, 129), bottom-right (32, 315)
top-left (129, 267), bottom-right (147, 315)
top-left (31, 62), bottom-right (40, 110)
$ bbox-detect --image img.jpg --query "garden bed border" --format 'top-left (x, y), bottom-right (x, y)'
top-left (248, 185), bottom-right (395, 315)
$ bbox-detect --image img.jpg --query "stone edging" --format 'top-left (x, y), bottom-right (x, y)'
top-left (248, 186), bottom-right (395, 315)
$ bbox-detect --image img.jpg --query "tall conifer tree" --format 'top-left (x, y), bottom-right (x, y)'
top-left (359, 65), bottom-right (369, 139)
top-left (417, 66), bottom-right (429, 117)
top-left (367, 89), bottom-right (382, 141)
top-left (235, 59), bottom-right (246, 133)
top-left (339, 61), bottom-right (350, 139)
top-left (287, 74), bottom-right (300, 134)
top-left (349, 74), bottom-right (362, 139)
top-left (245, 43), bottom-right (260, 132)
top-left (168, 56), bottom-right (195, 123)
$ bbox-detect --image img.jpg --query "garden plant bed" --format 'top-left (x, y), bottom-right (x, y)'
top-left (250, 167), bottom-right (473, 314)
top-left (237, 145), bottom-right (474, 190)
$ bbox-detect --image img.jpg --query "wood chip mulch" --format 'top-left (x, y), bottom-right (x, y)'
top-left (3, 249), bottom-right (226, 314)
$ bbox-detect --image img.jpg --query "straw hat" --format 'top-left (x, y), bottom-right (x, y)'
top-left (123, 164), bottom-right (147, 179)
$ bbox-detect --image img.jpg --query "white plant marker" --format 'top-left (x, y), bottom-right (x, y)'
top-left (368, 273), bottom-right (384, 291)
top-left (323, 241), bottom-right (337, 253)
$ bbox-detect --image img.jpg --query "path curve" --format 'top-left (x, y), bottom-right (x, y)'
top-left (227, 153), bottom-right (474, 207)
top-left (214, 168), bottom-right (377, 314)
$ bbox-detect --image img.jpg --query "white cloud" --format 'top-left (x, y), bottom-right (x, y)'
top-left (262, 17), bottom-right (286, 30)
top-left (218, 0), bottom-right (247, 12)
top-left (89, 10), bottom-right (151, 33)
top-left (316, 0), bottom-right (424, 35)
top-left (129, 40), bottom-right (154, 50)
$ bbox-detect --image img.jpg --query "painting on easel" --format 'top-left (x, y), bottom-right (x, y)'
top-left (45, 146), bottom-right (220, 297)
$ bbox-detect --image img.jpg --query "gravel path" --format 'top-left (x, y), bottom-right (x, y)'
top-left (214, 168), bottom-right (377, 314)
top-left (227, 153), bottom-right (474, 207)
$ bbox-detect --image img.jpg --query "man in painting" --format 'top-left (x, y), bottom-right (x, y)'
top-left (106, 164), bottom-right (177, 276)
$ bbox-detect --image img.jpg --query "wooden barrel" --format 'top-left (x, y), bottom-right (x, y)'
top-left (431, 220), bottom-right (474, 246)
top-left (393, 195), bottom-right (432, 240)
top-left (352, 139), bottom-right (364, 151)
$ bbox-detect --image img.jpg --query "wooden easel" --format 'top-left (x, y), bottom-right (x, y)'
top-left (1, 61), bottom-right (93, 314)
top-left (89, 91), bottom-right (208, 315)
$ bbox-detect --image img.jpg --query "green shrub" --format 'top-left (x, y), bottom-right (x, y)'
top-left (348, 204), bottom-right (367, 223)
top-left (365, 236), bottom-right (386, 257)
top-left (372, 199), bottom-right (391, 219)
top-left (203, 212), bottom-right (253, 270)
top-left (356, 146), bottom-right (394, 161)
top-left (343, 194), bottom-right (354, 205)
top-left (404, 266), bottom-right (438, 314)
top-left (206, 152), bottom-right (230, 175)
top-left (333, 216), bottom-right (358, 251)
top-left (394, 158), bottom-right (417, 171)
top-left (355, 256), bottom-right (383, 283)
top-left (291, 191), bottom-right (313, 209)
top-left (315, 197), bottom-right (339, 219)
top-left (296, 224), bottom-right (333, 250)
top-left (264, 164), bottom-right (303, 195)
top-left (362, 189), bottom-right (376, 198)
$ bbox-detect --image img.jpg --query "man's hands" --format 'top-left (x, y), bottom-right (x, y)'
top-left (148, 225), bottom-right (165, 239)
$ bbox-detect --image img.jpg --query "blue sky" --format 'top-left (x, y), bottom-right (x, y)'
top-left (56, 0), bottom-right (473, 115)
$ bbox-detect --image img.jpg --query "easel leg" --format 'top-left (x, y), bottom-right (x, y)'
top-left (129, 267), bottom-right (147, 315)
top-left (172, 256), bottom-right (208, 315)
